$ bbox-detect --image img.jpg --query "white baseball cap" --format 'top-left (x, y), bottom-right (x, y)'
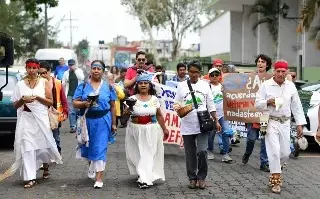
top-left (208, 68), bottom-right (220, 74)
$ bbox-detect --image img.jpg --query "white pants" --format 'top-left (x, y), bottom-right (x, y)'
top-left (265, 120), bottom-right (291, 174)
top-left (22, 150), bottom-right (51, 181)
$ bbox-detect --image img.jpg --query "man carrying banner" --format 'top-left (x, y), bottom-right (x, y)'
top-left (255, 59), bottom-right (306, 194)
top-left (242, 54), bottom-right (271, 172)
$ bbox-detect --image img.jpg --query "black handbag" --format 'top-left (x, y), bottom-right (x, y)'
top-left (187, 80), bottom-right (215, 133)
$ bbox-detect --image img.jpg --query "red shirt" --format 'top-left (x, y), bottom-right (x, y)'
top-left (125, 65), bottom-right (154, 96)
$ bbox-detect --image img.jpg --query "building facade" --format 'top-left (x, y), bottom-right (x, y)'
top-left (201, 0), bottom-right (320, 80)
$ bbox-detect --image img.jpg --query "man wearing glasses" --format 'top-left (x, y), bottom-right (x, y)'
top-left (124, 51), bottom-right (154, 96)
top-left (62, 59), bottom-right (84, 133)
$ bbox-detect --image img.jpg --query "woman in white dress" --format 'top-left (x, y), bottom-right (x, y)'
top-left (125, 73), bottom-right (169, 189)
top-left (0, 58), bottom-right (62, 188)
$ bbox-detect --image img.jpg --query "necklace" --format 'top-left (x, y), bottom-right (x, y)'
top-left (28, 78), bottom-right (38, 90)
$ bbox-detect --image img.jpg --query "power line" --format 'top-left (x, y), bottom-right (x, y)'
top-left (63, 11), bottom-right (78, 49)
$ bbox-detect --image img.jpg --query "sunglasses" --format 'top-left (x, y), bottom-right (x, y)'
top-left (137, 58), bottom-right (146, 62)
top-left (210, 72), bottom-right (220, 77)
top-left (38, 71), bottom-right (48, 75)
top-left (291, 75), bottom-right (296, 78)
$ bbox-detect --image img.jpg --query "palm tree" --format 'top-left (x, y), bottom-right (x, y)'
top-left (299, 0), bottom-right (320, 49)
top-left (248, 0), bottom-right (280, 57)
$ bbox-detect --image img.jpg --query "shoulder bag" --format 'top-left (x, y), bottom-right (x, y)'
top-left (48, 78), bottom-right (60, 130)
top-left (187, 80), bottom-right (215, 133)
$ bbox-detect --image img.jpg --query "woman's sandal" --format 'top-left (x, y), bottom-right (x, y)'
top-left (24, 180), bottom-right (36, 188)
top-left (43, 168), bottom-right (50, 179)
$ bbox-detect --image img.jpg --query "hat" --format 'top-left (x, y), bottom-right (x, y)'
top-left (212, 59), bottom-right (223, 65)
top-left (136, 73), bottom-right (154, 82)
top-left (208, 68), bottom-right (220, 74)
top-left (68, 59), bottom-right (76, 65)
top-left (274, 59), bottom-right (288, 70)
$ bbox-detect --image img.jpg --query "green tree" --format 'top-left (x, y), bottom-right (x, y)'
top-left (299, 0), bottom-right (320, 49)
top-left (0, 1), bottom-right (61, 58)
top-left (121, 0), bottom-right (162, 65)
top-left (122, 0), bottom-right (215, 61)
top-left (12, 0), bottom-right (59, 18)
top-left (74, 39), bottom-right (90, 65)
top-left (248, 0), bottom-right (279, 57)
top-left (145, 53), bottom-right (154, 64)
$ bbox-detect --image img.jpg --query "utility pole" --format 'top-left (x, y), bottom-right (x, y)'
top-left (63, 11), bottom-right (77, 49)
top-left (44, 3), bottom-right (49, 48)
top-left (99, 40), bottom-right (105, 62)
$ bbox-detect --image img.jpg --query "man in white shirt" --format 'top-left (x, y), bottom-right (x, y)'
top-left (255, 60), bottom-right (306, 194)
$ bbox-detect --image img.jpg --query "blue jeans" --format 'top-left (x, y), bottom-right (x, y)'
top-left (290, 143), bottom-right (295, 153)
top-left (244, 124), bottom-right (268, 167)
top-left (67, 96), bottom-right (78, 131)
top-left (208, 117), bottom-right (232, 154)
top-left (52, 128), bottom-right (61, 154)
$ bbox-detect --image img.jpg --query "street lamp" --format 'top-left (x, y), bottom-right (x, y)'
top-left (279, 3), bottom-right (303, 20)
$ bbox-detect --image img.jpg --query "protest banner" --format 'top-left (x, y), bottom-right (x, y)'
top-left (222, 73), bottom-right (272, 123)
top-left (154, 82), bottom-right (184, 147)
top-left (229, 121), bottom-right (247, 138)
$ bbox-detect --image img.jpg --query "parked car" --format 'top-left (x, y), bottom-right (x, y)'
top-left (296, 81), bottom-right (320, 143)
top-left (0, 70), bottom-right (22, 145)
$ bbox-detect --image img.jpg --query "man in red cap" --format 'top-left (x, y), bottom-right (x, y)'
top-left (203, 59), bottom-right (224, 81)
top-left (255, 59), bottom-right (306, 194)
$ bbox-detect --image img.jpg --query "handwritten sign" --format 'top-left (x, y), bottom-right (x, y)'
top-left (154, 82), bottom-right (183, 147)
top-left (222, 73), bottom-right (272, 123)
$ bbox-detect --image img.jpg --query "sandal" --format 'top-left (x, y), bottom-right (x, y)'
top-left (269, 173), bottom-right (282, 194)
top-left (24, 180), bottom-right (36, 188)
top-left (43, 167), bottom-right (50, 179)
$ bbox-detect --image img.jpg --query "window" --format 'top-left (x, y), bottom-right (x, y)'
top-left (0, 75), bottom-right (16, 96)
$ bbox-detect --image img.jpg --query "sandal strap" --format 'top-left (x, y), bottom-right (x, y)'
top-left (24, 180), bottom-right (36, 188)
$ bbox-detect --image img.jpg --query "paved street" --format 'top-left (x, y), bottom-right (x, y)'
top-left (1, 124), bottom-right (320, 199)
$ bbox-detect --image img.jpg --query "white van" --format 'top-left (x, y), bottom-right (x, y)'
top-left (35, 48), bottom-right (77, 72)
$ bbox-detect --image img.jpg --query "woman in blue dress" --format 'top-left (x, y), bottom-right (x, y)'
top-left (73, 60), bottom-right (117, 189)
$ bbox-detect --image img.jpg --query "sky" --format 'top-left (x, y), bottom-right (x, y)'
top-left (48, 0), bottom-right (202, 49)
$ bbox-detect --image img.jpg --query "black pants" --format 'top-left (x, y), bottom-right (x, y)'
top-left (119, 100), bottom-right (128, 126)
top-left (183, 133), bottom-right (209, 181)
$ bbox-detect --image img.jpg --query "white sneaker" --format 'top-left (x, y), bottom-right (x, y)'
top-left (222, 154), bottom-right (232, 162)
top-left (207, 151), bottom-right (214, 160)
top-left (94, 181), bottom-right (103, 189)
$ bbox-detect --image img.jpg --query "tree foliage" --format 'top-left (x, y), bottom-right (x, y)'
top-left (121, 0), bottom-right (162, 65)
top-left (74, 39), bottom-right (90, 65)
top-left (299, 0), bottom-right (320, 31)
top-left (248, 0), bottom-right (279, 55)
top-left (12, 0), bottom-right (59, 18)
top-left (0, 0), bottom-right (62, 59)
top-left (299, 0), bottom-right (320, 49)
top-left (121, 0), bottom-right (215, 61)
